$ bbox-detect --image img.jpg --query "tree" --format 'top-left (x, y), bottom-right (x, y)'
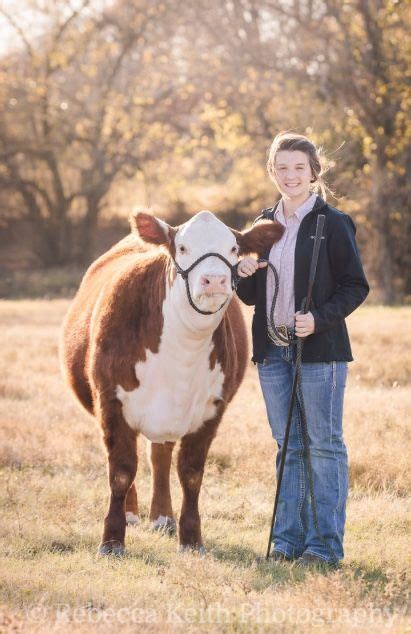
top-left (173, 0), bottom-right (410, 301)
top-left (0, 0), bottom-right (186, 264)
top-left (0, 0), bottom-right (409, 301)
top-left (256, 0), bottom-right (410, 302)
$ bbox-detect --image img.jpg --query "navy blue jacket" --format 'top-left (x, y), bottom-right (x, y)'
top-left (236, 196), bottom-right (370, 363)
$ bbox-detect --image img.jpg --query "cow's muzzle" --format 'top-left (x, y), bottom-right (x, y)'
top-left (172, 252), bottom-right (239, 316)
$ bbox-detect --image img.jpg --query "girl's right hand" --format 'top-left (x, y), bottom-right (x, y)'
top-left (237, 257), bottom-right (268, 278)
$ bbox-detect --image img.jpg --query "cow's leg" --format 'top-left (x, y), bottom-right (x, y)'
top-left (98, 402), bottom-right (138, 556)
top-left (149, 441), bottom-right (176, 533)
top-left (177, 416), bottom-right (220, 551)
top-left (125, 483), bottom-right (140, 526)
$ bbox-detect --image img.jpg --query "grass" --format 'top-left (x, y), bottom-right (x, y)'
top-left (0, 300), bottom-right (410, 632)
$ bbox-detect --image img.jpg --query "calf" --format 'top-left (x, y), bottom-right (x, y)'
top-left (60, 210), bottom-right (282, 555)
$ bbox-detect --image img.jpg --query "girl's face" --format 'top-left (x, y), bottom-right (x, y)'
top-left (273, 150), bottom-right (313, 200)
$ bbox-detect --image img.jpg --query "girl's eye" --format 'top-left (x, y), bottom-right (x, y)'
top-left (179, 245), bottom-right (186, 254)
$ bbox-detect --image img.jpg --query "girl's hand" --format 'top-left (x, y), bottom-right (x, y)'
top-left (295, 311), bottom-right (315, 337)
top-left (237, 257), bottom-right (267, 278)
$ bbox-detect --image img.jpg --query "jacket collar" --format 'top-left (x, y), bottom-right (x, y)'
top-left (310, 195), bottom-right (328, 215)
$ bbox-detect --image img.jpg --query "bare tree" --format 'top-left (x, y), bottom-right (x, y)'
top-left (0, 0), bottom-right (408, 300)
top-left (0, 0), bottom-right (186, 263)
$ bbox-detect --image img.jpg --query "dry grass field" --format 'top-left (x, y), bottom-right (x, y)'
top-left (0, 300), bottom-right (409, 633)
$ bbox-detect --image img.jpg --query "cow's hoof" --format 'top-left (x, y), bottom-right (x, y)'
top-left (126, 512), bottom-right (141, 526)
top-left (97, 540), bottom-right (125, 557)
top-left (178, 544), bottom-right (207, 556)
top-left (151, 515), bottom-right (176, 535)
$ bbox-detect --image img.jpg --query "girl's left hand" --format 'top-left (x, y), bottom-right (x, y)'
top-left (294, 311), bottom-right (315, 337)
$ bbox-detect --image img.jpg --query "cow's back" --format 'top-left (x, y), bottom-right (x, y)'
top-left (60, 234), bottom-right (167, 414)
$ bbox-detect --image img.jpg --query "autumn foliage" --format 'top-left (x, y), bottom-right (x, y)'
top-left (0, 0), bottom-right (409, 302)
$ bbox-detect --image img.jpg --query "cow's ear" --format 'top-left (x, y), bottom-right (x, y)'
top-left (130, 211), bottom-right (175, 246)
top-left (232, 220), bottom-right (284, 256)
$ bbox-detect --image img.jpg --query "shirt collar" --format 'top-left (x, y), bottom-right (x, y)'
top-left (276, 192), bottom-right (317, 223)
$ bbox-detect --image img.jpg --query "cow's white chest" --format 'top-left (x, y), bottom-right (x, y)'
top-left (116, 289), bottom-right (225, 443)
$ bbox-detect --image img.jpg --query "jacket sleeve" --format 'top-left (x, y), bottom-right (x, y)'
top-left (235, 273), bottom-right (257, 306)
top-left (311, 214), bottom-right (369, 333)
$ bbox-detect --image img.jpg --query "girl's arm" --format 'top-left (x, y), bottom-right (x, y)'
top-left (235, 257), bottom-right (267, 306)
top-left (311, 214), bottom-right (369, 333)
top-left (236, 274), bottom-right (257, 305)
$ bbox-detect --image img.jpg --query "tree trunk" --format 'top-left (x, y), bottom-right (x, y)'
top-left (369, 157), bottom-right (397, 304)
top-left (78, 195), bottom-right (102, 264)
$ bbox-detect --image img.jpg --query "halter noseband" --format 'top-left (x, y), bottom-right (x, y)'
top-left (172, 252), bottom-right (240, 316)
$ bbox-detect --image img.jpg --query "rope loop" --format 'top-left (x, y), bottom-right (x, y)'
top-left (171, 252), bottom-right (239, 316)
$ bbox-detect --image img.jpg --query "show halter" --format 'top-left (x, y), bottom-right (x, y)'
top-left (172, 252), bottom-right (240, 316)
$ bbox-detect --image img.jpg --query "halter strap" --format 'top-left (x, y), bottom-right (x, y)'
top-left (172, 252), bottom-right (239, 316)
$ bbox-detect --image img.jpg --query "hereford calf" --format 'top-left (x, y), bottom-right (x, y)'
top-left (60, 210), bottom-right (282, 555)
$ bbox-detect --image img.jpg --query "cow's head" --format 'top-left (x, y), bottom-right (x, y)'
top-left (131, 209), bottom-right (283, 315)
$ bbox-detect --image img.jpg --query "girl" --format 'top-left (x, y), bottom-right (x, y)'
top-left (236, 132), bottom-right (369, 568)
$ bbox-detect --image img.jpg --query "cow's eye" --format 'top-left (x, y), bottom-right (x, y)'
top-left (231, 245), bottom-right (239, 254)
top-left (178, 245), bottom-right (186, 254)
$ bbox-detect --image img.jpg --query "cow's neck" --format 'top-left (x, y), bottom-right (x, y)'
top-left (162, 280), bottom-right (226, 350)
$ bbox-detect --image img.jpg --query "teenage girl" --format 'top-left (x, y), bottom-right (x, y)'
top-left (236, 132), bottom-right (369, 567)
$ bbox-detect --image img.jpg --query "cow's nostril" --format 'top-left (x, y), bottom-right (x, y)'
top-left (201, 275), bottom-right (228, 291)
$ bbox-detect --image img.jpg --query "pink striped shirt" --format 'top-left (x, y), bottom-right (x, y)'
top-left (266, 193), bottom-right (317, 328)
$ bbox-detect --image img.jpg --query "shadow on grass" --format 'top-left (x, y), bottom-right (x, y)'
top-left (51, 539), bottom-right (171, 568)
top-left (205, 540), bottom-right (304, 588)
top-left (83, 531), bottom-right (172, 567)
top-left (346, 561), bottom-right (389, 586)
top-left (205, 540), bottom-right (377, 592)
top-left (206, 540), bottom-right (260, 566)
top-left (121, 548), bottom-right (170, 568)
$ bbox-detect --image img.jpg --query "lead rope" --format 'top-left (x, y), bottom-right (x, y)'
top-left (262, 214), bottom-right (339, 564)
top-left (263, 260), bottom-right (298, 345)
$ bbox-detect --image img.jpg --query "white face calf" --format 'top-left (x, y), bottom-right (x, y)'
top-left (173, 210), bottom-right (239, 314)
top-left (134, 210), bottom-right (241, 317)
top-left (120, 210), bottom-right (241, 443)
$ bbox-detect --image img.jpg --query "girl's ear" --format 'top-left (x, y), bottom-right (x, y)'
top-left (129, 211), bottom-right (176, 246)
top-left (231, 221), bottom-right (284, 256)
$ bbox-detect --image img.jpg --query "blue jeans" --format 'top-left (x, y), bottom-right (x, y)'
top-left (258, 343), bottom-right (348, 562)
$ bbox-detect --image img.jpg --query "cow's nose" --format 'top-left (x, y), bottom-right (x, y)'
top-left (200, 274), bottom-right (228, 293)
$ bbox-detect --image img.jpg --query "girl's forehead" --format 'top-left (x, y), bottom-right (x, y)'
top-left (275, 150), bottom-right (310, 165)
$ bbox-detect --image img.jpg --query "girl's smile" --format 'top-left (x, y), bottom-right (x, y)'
top-left (274, 149), bottom-right (313, 204)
